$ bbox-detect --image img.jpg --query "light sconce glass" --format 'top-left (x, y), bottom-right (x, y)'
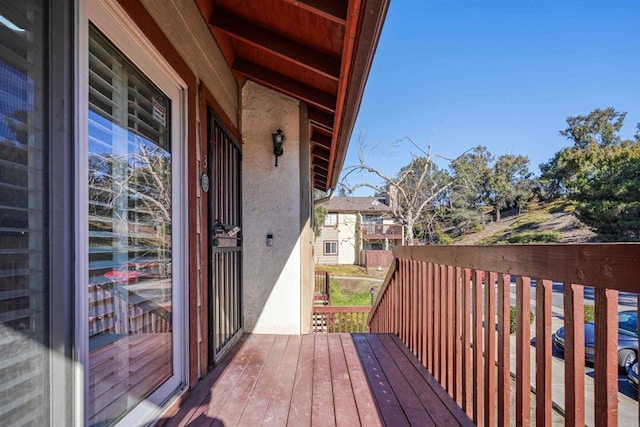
top-left (272, 128), bottom-right (285, 167)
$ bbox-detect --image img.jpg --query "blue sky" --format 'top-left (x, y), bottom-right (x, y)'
top-left (342, 1), bottom-right (640, 191)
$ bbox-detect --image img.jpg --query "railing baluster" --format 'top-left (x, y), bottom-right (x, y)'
top-left (462, 268), bottom-right (473, 418)
top-left (440, 264), bottom-right (447, 386)
top-left (516, 276), bottom-right (531, 427)
top-left (447, 265), bottom-right (454, 396)
top-left (484, 271), bottom-right (497, 427)
top-left (427, 262), bottom-right (434, 372)
top-left (454, 266), bottom-right (463, 405)
top-left (535, 279), bottom-right (552, 427)
top-left (497, 273), bottom-right (511, 426)
top-left (434, 263), bottom-right (441, 381)
top-left (416, 260), bottom-right (423, 362)
top-left (594, 288), bottom-right (619, 427)
top-left (473, 269), bottom-right (484, 424)
top-left (421, 261), bottom-right (428, 367)
top-left (411, 261), bottom-right (420, 357)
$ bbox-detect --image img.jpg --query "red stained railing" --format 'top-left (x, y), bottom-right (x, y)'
top-left (369, 244), bottom-right (640, 426)
top-left (312, 306), bottom-right (370, 333)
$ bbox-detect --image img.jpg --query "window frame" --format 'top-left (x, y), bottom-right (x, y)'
top-left (324, 212), bottom-right (338, 227)
top-left (323, 240), bottom-right (338, 255)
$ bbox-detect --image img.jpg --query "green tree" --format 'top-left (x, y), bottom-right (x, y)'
top-left (540, 107), bottom-right (629, 197)
top-left (486, 154), bottom-right (533, 221)
top-left (447, 146), bottom-right (493, 234)
top-left (540, 107), bottom-right (640, 240)
top-left (573, 143), bottom-right (640, 240)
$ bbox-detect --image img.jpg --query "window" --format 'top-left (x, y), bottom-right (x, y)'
top-left (362, 214), bottom-right (383, 224)
top-left (324, 213), bottom-right (338, 227)
top-left (0, 2), bottom-right (49, 424)
top-left (324, 241), bottom-right (338, 255)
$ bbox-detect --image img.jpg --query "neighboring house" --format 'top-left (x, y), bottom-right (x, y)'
top-left (315, 197), bottom-right (403, 265)
top-left (0, 1), bottom-right (388, 425)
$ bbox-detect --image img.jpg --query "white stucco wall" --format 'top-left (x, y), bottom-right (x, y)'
top-left (337, 213), bottom-right (357, 264)
top-left (241, 81), bottom-right (302, 334)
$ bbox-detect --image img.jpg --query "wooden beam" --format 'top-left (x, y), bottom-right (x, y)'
top-left (313, 157), bottom-right (329, 167)
top-left (315, 172), bottom-right (328, 181)
top-left (211, 10), bottom-right (340, 81)
top-left (312, 146), bottom-right (330, 159)
top-left (313, 161), bottom-right (329, 173)
top-left (311, 132), bottom-right (332, 149)
top-left (233, 59), bottom-right (336, 113)
top-left (282, 0), bottom-right (348, 25)
top-left (308, 108), bottom-right (334, 131)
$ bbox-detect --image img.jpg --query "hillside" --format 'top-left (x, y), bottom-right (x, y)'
top-left (455, 200), bottom-right (598, 245)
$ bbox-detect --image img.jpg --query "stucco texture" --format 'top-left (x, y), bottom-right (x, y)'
top-left (241, 81), bottom-right (304, 334)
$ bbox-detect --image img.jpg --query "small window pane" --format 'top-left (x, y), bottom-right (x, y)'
top-left (324, 213), bottom-right (337, 226)
top-left (324, 241), bottom-right (337, 255)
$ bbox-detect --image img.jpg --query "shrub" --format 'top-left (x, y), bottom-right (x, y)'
top-left (436, 229), bottom-right (454, 245)
top-left (509, 306), bottom-right (535, 334)
top-left (482, 230), bottom-right (562, 245)
top-left (584, 304), bottom-right (595, 323)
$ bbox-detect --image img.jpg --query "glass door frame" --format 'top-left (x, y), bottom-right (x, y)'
top-left (76, 0), bottom-right (188, 424)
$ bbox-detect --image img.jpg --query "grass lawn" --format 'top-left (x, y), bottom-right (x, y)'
top-left (315, 264), bottom-right (387, 306)
top-left (316, 264), bottom-right (388, 279)
top-left (328, 278), bottom-right (377, 306)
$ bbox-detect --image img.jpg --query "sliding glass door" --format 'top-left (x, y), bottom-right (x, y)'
top-left (84, 3), bottom-right (185, 423)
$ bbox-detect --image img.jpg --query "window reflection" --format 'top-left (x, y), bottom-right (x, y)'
top-left (88, 26), bottom-right (173, 426)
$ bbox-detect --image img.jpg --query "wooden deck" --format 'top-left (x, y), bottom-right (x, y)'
top-left (165, 333), bottom-right (473, 426)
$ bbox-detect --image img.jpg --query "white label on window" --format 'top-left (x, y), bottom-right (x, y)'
top-left (152, 97), bottom-right (166, 126)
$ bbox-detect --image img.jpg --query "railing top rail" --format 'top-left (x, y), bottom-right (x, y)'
top-left (391, 243), bottom-right (640, 292)
top-left (313, 306), bottom-right (371, 313)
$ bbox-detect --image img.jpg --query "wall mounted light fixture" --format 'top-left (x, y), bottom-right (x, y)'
top-left (272, 128), bottom-right (285, 167)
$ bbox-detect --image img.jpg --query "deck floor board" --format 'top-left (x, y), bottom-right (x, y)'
top-left (166, 333), bottom-right (473, 426)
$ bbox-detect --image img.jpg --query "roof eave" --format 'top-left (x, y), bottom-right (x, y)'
top-left (325, 0), bottom-right (390, 191)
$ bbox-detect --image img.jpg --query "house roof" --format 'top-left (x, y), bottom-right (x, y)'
top-left (322, 197), bottom-right (393, 213)
top-left (194, 0), bottom-right (389, 191)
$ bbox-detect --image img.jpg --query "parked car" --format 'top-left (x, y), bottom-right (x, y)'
top-left (553, 310), bottom-right (638, 370)
top-left (627, 360), bottom-right (638, 391)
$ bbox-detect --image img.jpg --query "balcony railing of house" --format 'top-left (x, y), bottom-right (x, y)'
top-left (312, 270), bottom-right (370, 332)
top-left (312, 306), bottom-right (370, 333)
top-left (369, 244), bottom-right (640, 426)
top-left (361, 223), bottom-right (403, 239)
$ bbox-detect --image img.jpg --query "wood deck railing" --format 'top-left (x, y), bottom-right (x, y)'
top-left (312, 306), bottom-right (370, 333)
top-left (369, 244), bottom-right (640, 426)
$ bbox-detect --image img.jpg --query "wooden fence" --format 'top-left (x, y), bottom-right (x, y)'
top-left (369, 244), bottom-right (640, 426)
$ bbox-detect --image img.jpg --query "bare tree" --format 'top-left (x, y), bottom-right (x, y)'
top-left (340, 134), bottom-right (459, 245)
